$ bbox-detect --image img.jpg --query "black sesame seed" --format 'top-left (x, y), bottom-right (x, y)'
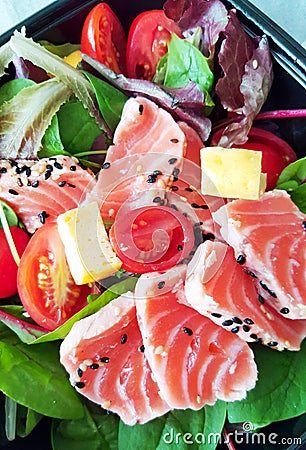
top-left (259, 280), bottom-right (269, 291)
top-left (172, 168), bottom-right (180, 177)
top-left (202, 232), bottom-right (215, 242)
top-left (17, 177), bottom-right (23, 187)
top-left (38, 211), bottom-right (50, 224)
top-left (211, 312), bottom-right (222, 318)
top-left (160, 199), bottom-right (165, 206)
top-left (267, 288), bottom-right (277, 298)
top-left (31, 181), bottom-right (39, 188)
top-left (185, 187), bottom-right (193, 192)
top-left (15, 166), bottom-right (22, 174)
top-left (171, 204), bottom-right (178, 211)
top-left (157, 281), bottom-right (165, 289)
top-left (153, 196), bottom-right (161, 203)
top-left (121, 333), bottom-right (127, 344)
top-left (182, 212), bottom-right (188, 217)
top-left (267, 341), bottom-right (278, 347)
top-left (191, 203), bottom-right (200, 208)
top-left (139, 344), bottom-right (145, 353)
top-left (10, 161), bottom-right (18, 167)
top-left (8, 189), bottom-right (18, 195)
top-left (66, 183), bottom-right (76, 188)
top-left (49, 157), bottom-right (57, 161)
top-left (44, 170), bottom-right (52, 180)
top-left (138, 104), bottom-right (144, 115)
top-left (58, 181), bottom-right (66, 187)
top-left (153, 170), bottom-right (162, 176)
top-left (222, 319), bottom-right (233, 326)
top-left (200, 204), bottom-right (209, 210)
top-left (168, 157), bottom-right (177, 165)
top-left (170, 185), bottom-right (179, 191)
top-left (24, 166), bottom-right (31, 177)
top-left (46, 164), bottom-right (53, 171)
top-left (243, 325), bottom-right (250, 332)
top-left (170, 138), bottom-right (179, 143)
top-left (70, 165), bottom-right (77, 171)
top-left (232, 317), bottom-right (243, 325)
top-left (302, 221), bottom-right (306, 231)
top-left (102, 162), bottom-right (111, 169)
top-left (0, 167), bottom-right (7, 173)
top-left (244, 318), bottom-right (254, 325)
top-left (147, 174), bottom-right (157, 183)
top-left (75, 381), bottom-right (85, 389)
top-left (90, 363), bottom-right (99, 370)
top-left (100, 357), bottom-right (110, 363)
top-left (244, 269), bottom-right (257, 278)
top-left (231, 326), bottom-right (239, 333)
top-left (250, 333), bottom-right (258, 340)
top-left (258, 294), bottom-right (265, 304)
top-left (177, 244), bottom-right (183, 251)
top-left (280, 307), bottom-right (290, 315)
top-left (54, 162), bottom-right (63, 170)
top-left (236, 255), bottom-right (246, 265)
top-left (77, 368), bottom-right (83, 378)
top-left (183, 327), bottom-right (193, 336)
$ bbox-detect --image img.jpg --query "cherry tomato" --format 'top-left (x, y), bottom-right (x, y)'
top-left (17, 222), bottom-right (93, 331)
top-left (211, 127), bottom-right (297, 190)
top-left (0, 227), bottom-right (30, 298)
top-left (109, 205), bottom-right (194, 274)
top-left (81, 3), bottom-right (126, 74)
top-left (126, 10), bottom-right (182, 80)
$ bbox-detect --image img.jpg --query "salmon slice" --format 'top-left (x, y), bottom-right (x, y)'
top-left (183, 241), bottom-right (306, 350)
top-left (135, 267), bottom-right (257, 409)
top-left (214, 190), bottom-right (306, 319)
top-left (60, 293), bottom-right (170, 425)
top-left (85, 97), bottom-right (185, 222)
top-left (0, 155), bottom-right (95, 233)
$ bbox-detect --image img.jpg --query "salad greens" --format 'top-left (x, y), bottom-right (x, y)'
top-left (0, 0), bottom-right (304, 448)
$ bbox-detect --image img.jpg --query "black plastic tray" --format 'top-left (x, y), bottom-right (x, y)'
top-left (0, 1), bottom-right (305, 449)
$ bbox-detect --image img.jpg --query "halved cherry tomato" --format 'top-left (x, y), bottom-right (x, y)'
top-left (81, 3), bottom-right (126, 74)
top-left (109, 205), bottom-right (194, 274)
top-left (17, 223), bottom-right (93, 331)
top-left (211, 127), bottom-right (297, 190)
top-left (0, 227), bottom-right (30, 298)
top-left (126, 10), bottom-right (182, 80)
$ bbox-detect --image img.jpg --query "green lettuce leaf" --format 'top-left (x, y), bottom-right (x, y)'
top-left (0, 78), bottom-right (71, 158)
top-left (227, 340), bottom-right (306, 428)
top-left (39, 41), bottom-right (80, 58)
top-left (0, 78), bottom-right (34, 105)
top-left (155, 34), bottom-right (214, 107)
top-left (0, 322), bottom-right (84, 419)
top-left (9, 31), bottom-right (106, 132)
top-left (0, 42), bottom-right (14, 77)
top-left (276, 157), bottom-right (306, 213)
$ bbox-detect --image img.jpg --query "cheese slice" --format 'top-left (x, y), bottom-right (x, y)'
top-left (201, 146), bottom-right (267, 200)
top-left (57, 202), bottom-right (122, 285)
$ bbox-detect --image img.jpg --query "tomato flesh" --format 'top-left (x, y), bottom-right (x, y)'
top-left (0, 227), bottom-right (30, 298)
top-left (126, 10), bottom-right (182, 80)
top-left (17, 223), bottom-right (93, 331)
top-left (81, 3), bottom-right (126, 74)
top-left (211, 127), bottom-right (297, 190)
top-left (109, 205), bottom-right (194, 274)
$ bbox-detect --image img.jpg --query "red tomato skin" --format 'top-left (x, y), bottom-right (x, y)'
top-left (81, 3), bottom-right (126, 74)
top-left (211, 127), bottom-right (297, 190)
top-left (0, 227), bottom-right (30, 298)
top-left (126, 10), bottom-right (182, 80)
top-left (109, 206), bottom-right (194, 274)
top-left (17, 222), bottom-right (93, 331)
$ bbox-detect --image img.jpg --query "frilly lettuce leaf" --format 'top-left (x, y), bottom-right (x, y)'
top-left (0, 78), bottom-right (71, 159)
top-left (9, 31), bottom-right (108, 134)
top-left (0, 41), bottom-right (14, 77)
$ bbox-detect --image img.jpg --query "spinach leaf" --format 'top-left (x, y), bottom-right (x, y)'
top-left (83, 71), bottom-right (127, 132)
top-left (290, 184), bottom-right (306, 213)
top-left (118, 402), bottom-right (226, 450)
top-left (155, 34), bottom-right (214, 107)
top-left (0, 322), bottom-right (83, 419)
top-left (227, 341), bottom-right (306, 428)
top-left (52, 404), bottom-right (119, 450)
top-left (16, 405), bottom-right (43, 437)
top-left (32, 277), bottom-right (138, 344)
top-left (0, 78), bottom-right (34, 105)
top-left (40, 114), bottom-right (66, 158)
top-left (0, 201), bottom-right (19, 228)
top-left (57, 100), bottom-right (102, 154)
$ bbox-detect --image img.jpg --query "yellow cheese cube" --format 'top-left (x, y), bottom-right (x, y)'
top-left (201, 146), bottom-right (267, 200)
top-left (57, 202), bottom-right (122, 285)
